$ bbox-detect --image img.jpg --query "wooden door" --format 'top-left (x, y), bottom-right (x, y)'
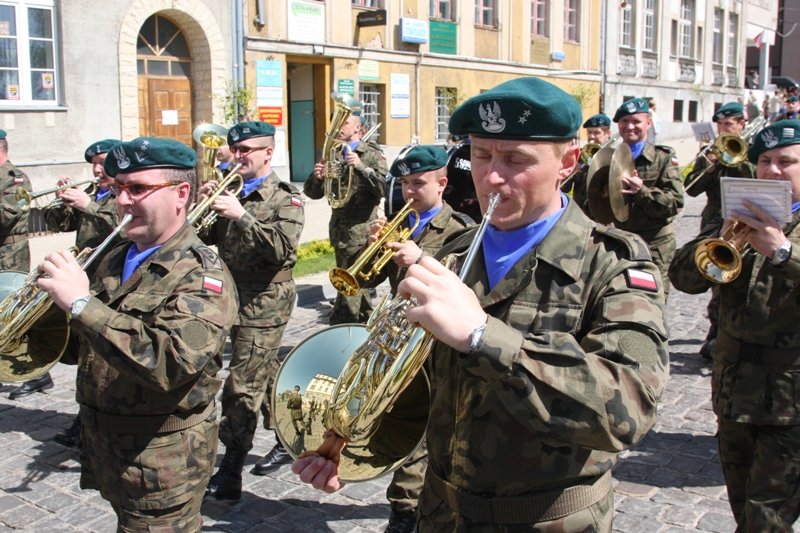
top-left (141, 78), bottom-right (192, 146)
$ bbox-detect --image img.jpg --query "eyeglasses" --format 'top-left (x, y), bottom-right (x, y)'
top-left (110, 181), bottom-right (181, 198)
top-left (230, 144), bottom-right (267, 156)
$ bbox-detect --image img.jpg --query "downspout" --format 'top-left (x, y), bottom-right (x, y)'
top-left (414, 51), bottom-right (421, 144)
top-left (599, 0), bottom-right (607, 113)
top-left (233, 0), bottom-right (245, 109)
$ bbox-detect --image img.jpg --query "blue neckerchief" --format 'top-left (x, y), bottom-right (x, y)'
top-left (219, 161), bottom-right (231, 171)
top-left (409, 204), bottom-right (443, 239)
top-left (95, 188), bottom-right (111, 202)
top-left (122, 243), bottom-right (161, 284)
top-left (482, 193), bottom-right (568, 290)
top-left (630, 141), bottom-right (647, 159)
top-left (792, 201), bottom-right (800, 213)
top-left (240, 176), bottom-right (266, 199)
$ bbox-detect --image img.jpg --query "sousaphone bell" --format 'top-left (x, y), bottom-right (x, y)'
top-left (586, 143), bottom-right (633, 224)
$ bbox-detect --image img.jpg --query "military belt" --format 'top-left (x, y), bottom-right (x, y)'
top-left (717, 331), bottom-right (800, 366)
top-left (0, 235), bottom-right (25, 245)
top-left (230, 268), bottom-right (292, 285)
top-left (427, 469), bottom-right (612, 524)
top-left (80, 401), bottom-right (215, 435)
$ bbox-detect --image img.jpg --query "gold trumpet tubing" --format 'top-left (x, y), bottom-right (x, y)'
top-left (187, 164), bottom-right (243, 228)
top-left (360, 223), bottom-right (418, 282)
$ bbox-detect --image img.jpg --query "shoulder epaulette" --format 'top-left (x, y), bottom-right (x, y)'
top-left (655, 144), bottom-right (676, 154)
top-left (452, 211), bottom-right (476, 227)
top-left (594, 225), bottom-right (652, 262)
top-left (190, 242), bottom-right (224, 270)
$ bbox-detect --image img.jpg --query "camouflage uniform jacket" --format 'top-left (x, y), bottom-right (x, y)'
top-left (72, 222), bottom-right (239, 416)
top-left (614, 143), bottom-right (685, 242)
top-left (426, 200), bottom-right (669, 496)
top-left (303, 140), bottom-right (387, 250)
top-left (0, 160), bottom-right (30, 270)
top-left (199, 172), bottom-right (304, 327)
top-left (669, 212), bottom-right (800, 425)
top-left (44, 188), bottom-right (120, 250)
top-left (685, 156), bottom-right (755, 228)
top-left (362, 202), bottom-right (473, 295)
top-left (288, 393), bottom-right (303, 421)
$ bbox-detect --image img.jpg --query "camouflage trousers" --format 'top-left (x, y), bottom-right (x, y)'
top-left (644, 231), bottom-right (675, 299)
top-left (218, 323), bottom-right (287, 451)
top-left (330, 241), bottom-right (373, 325)
top-left (416, 476), bottom-right (613, 532)
top-left (80, 415), bottom-right (218, 532)
top-left (717, 418), bottom-right (800, 532)
top-left (0, 240), bottom-right (29, 272)
top-left (386, 442), bottom-right (428, 513)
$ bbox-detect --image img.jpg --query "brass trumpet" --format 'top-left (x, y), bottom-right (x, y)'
top-left (187, 163), bottom-right (244, 232)
top-left (683, 133), bottom-right (749, 194)
top-left (16, 177), bottom-right (99, 211)
top-left (694, 220), bottom-right (750, 283)
top-left (329, 198), bottom-right (419, 296)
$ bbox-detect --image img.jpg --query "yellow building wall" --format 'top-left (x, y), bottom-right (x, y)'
top-left (474, 28), bottom-right (499, 60)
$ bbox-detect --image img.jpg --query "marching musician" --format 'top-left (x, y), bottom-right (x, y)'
top-left (293, 77), bottom-right (669, 531)
top-left (669, 119), bottom-right (800, 531)
top-left (361, 145), bottom-right (473, 533)
top-left (198, 121), bottom-right (305, 499)
top-left (683, 102), bottom-right (756, 360)
top-left (35, 137), bottom-right (238, 531)
top-left (0, 129), bottom-right (31, 273)
top-left (561, 113), bottom-right (613, 214)
top-left (779, 95), bottom-right (800, 121)
top-left (303, 98), bottom-right (388, 325)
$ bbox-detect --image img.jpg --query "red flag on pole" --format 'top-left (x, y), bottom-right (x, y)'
top-left (755, 31), bottom-right (764, 50)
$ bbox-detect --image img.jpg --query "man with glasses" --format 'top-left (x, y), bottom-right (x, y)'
top-left (35, 137), bottom-right (238, 531)
top-left (199, 121), bottom-right (305, 500)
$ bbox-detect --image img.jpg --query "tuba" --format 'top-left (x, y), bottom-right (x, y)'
top-left (329, 198), bottom-right (419, 296)
top-left (16, 177), bottom-right (99, 212)
top-left (192, 123), bottom-right (229, 184)
top-left (694, 220), bottom-right (750, 284)
top-left (187, 163), bottom-right (244, 232)
top-left (323, 93), bottom-right (358, 208)
top-left (0, 213), bottom-right (132, 382)
top-left (272, 193), bottom-right (501, 482)
top-left (683, 133), bottom-right (749, 195)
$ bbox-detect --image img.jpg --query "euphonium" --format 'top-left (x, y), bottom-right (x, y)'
top-left (329, 198), bottom-right (419, 296)
top-left (684, 133), bottom-right (749, 194)
top-left (192, 123), bottom-right (229, 184)
top-left (187, 163), bottom-right (244, 232)
top-left (323, 93), bottom-right (357, 209)
top-left (694, 220), bottom-right (751, 284)
top-left (272, 193), bottom-right (501, 482)
top-left (16, 177), bottom-right (99, 211)
top-left (0, 213), bottom-right (132, 382)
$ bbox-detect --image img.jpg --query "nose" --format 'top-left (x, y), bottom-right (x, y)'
top-left (115, 188), bottom-right (133, 206)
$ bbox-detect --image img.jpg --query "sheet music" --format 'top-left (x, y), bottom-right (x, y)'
top-left (720, 177), bottom-right (793, 223)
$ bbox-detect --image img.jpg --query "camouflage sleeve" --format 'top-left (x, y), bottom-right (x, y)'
top-left (0, 171), bottom-right (29, 235)
top-left (43, 204), bottom-right (79, 233)
top-left (232, 190), bottom-right (305, 266)
top-left (632, 152), bottom-right (685, 221)
top-left (303, 171), bottom-right (325, 200)
top-left (684, 156), bottom-right (713, 197)
top-left (72, 268), bottom-right (237, 392)
top-left (667, 225), bottom-right (718, 295)
top-left (77, 199), bottom-right (119, 239)
top-left (467, 257), bottom-right (668, 453)
top-left (354, 143), bottom-right (387, 200)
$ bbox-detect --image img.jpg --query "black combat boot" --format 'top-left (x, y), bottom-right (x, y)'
top-left (251, 441), bottom-right (291, 476)
top-left (9, 373), bottom-right (54, 400)
top-left (53, 416), bottom-right (81, 448)
top-left (385, 509), bottom-right (417, 533)
top-left (205, 447), bottom-right (247, 500)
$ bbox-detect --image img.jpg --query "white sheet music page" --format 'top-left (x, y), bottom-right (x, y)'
top-left (720, 177), bottom-right (793, 224)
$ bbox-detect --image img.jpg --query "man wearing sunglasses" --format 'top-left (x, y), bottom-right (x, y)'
top-left (35, 137), bottom-right (239, 531)
top-left (198, 121), bottom-right (305, 500)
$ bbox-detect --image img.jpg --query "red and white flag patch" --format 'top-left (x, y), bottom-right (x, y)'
top-left (670, 156), bottom-right (680, 167)
top-left (290, 197), bottom-right (302, 207)
top-left (625, 269), bottom-right (658, 292)
top-left (13, 177), bottom-right (23, 185)
top-left (202, 276), bottom-right (223, 293)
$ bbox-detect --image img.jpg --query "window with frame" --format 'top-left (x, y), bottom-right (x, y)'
top-left (352, 0), bottom-right (383, 7)
top-left (726, 12), bottom-right (738, 67)
top-left (643, 0), bottom-right (658, 51)
top-left (688, 100), bottom-right (698, 122)
top-left (430, 0), bottom-right (453, 20)
top-left (531, 0), bottom-right (548, 37)
top-left (673, 99), bottom-right (684, 122)
top-left (435, 87), bottom-right (456, 143)
top-left (474, 0), bottom-right (496, 27)
top-left (712, 8), bottom-right (723, 64)
top-left (564, 0), bottom-right (580, 42)
top-left (0, 0), bottom-right (58, 105)
top-left (359, 84), bottom-right (381, 143)
top-left (678, 0), bottom-right (694, 58)
top-left (620, 4), bottom-right (633, 48)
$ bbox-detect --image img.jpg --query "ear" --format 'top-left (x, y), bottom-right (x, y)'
top-left (264, 145), bottom-right (274, 163)
top-left (437, 174), bottom-right (448, 194)
top-left (175, 181), bottom-right (192, 210)
top-left (558, 145), bottom-right (580, 180)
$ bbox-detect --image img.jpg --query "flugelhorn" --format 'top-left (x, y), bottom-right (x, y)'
top-left (684, 133), bottom-right (749, 194)
top-left (0, 213), bottom-right (132, 382)
top-left (329, 198), bottom-right (419, 296)
top-left (272, 193), bottom-right (501, 482)
top-left (187, 163), bottom-right (244, 232)
top-left (16, 177), bottom-right (99, 211)
top-left (193, 123), bottom-right (229, 184)
top-left (694, 220), bottom-right (750, 283)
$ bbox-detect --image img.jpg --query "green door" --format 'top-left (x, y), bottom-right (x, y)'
top-left (290, 100), bottom-right (315, 182)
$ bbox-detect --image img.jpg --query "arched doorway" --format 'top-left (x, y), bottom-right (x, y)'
top-left (137, 14), bottom-right (192, 145)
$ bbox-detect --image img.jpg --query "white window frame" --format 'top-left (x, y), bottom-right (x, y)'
top-left (726, 12), bottom-right (738, 67)
top-left (620, 4), bottom-right (633, 49)
top-left (712, 8), bottom-right (723, 64)
top-left (359, 84), bottom-right (381, 144)
top-left (474, 0), bottom-right (496, 28)
top-left (352, 0), bottom-right (383, 7)
top-left (435, 87), bottom-right (456, 143)
top-left (0, 0), bottom-right (59, 107)
top-left (564, 0), bottom-right (580, 43)
top-left (643, 0), bottom-right (657, 52)
top-left (531, 0), bottom-right (548, 37)
top-left (430, 0), bottom-right (454, 20)
top-left (678, 0), bottom-right (694, 59)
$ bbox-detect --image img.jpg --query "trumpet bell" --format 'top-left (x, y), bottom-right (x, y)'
top-left (272, 324), bottom-right (430, 482)
top-left (192, 123), bottom-right (228, 148)
top-left (329, 268), bottom-right (360, 297)
top-left (694, 238), bottom-right (743, 284)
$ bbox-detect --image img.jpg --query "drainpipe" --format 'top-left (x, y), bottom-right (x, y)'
top-left (599, 0), bottom-right (607, 113)
top-left (232, 0), bottom-right (246, 118)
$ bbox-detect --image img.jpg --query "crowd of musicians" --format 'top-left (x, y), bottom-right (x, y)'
top-left (0, 75), bottom-right (798, 533)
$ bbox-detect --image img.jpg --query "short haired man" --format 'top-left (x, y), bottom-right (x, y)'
top-left (561, 112), bottom-right (613, 213)
top-left (781, 95), bottom-right (800, 121)
top-left (36, 137), bottom-right (239, 531)
top-left (0, 129), bottom-right (31, 272)
top-left (293, 77), bottom-right (669, 531)
top-left (684, 102), bottom-right (757, 359)
top-left (201, 121), bottom-right (305, 499)
top-left (304, 97), bottom-right (388, 325)
top-left (669, 119), bottom-right (800, 531)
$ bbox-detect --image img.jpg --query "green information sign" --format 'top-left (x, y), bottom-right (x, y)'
top-left (430, 20), bottom-right (457, 55)
top-left (337, 79), bottom-right (355, 96)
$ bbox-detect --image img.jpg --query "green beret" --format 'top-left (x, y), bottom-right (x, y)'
top-left (748, 119), bottom-right (800, 163)
top-left (227, 121), bottom-right (276, 145)
top-left (84, 138), bottom-right (120, 163)
top-left (613, 98), bottom-right (650, 122)
top-left (104, 137), bottom-right (196, 177)
top-left (713, 102), bottom-right (744, 122)
top-left (448, 77), bottom-right (581, 140)
top-left (390, 145), bottom-right (448, 177)
top-left (787, 96), bottom-right (799, 103)
top-left (583, 113), bottom-right (611, 128)
top-left (0, 129), bottom-right (7, 140)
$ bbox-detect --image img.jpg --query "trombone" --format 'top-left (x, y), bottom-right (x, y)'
top-left (16, 177), bottom-right (99, 212)
top-left (187, 163), bottom-right (244, 232)
top-left (683, 133), bottom-right (749, 194)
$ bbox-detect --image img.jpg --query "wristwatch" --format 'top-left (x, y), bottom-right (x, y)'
top-left (469, 322), bottom-right (487, 353)
top-left (771, 239), bottom-right (793, 266)
top-left (68, 295), bottom-right (91, 320)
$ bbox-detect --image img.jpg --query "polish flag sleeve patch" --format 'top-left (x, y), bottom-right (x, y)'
top-left (13, 177), bottom-right (23, 185)
top-left (202, 276), bottom-right (223, 293)
top-left (290, 196), bottom-right (302, 207)
top-left (625, 268), bottom-right (658, 292)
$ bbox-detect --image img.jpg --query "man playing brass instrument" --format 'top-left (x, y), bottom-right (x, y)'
top-left (561, 112), bottom-right (612, 213)
top-left (669, 120), bottom-right (800, 532)
top-left (304, 100), bottom-right (387, 325)
top-left (293, 77), bottom-right (669, 531)
top-left (0, 129), bottom-right (31, 273)
top-left (36, 137), bottom-right (238, 531)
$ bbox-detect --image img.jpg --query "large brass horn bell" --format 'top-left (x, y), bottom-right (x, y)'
top-left (694, 221), bottom-right (750, 283)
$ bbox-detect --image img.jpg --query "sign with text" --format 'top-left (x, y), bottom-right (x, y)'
top-left (359, 60), bottom-right (379, 81)
top-left (258, 106), bottom-right (283, 126)
top-left (391, 73), bottom-right (410, 118)
top-left (337, 79), bottom-right (355, 96)
top-left (400, 17), bottom-right (429, 44)
top-left (429, 20), bottom-right (456, 54)
top-left (288, 0), bottom-right (324, 43)
top-left (356, 9), bottom-right (386, 27)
